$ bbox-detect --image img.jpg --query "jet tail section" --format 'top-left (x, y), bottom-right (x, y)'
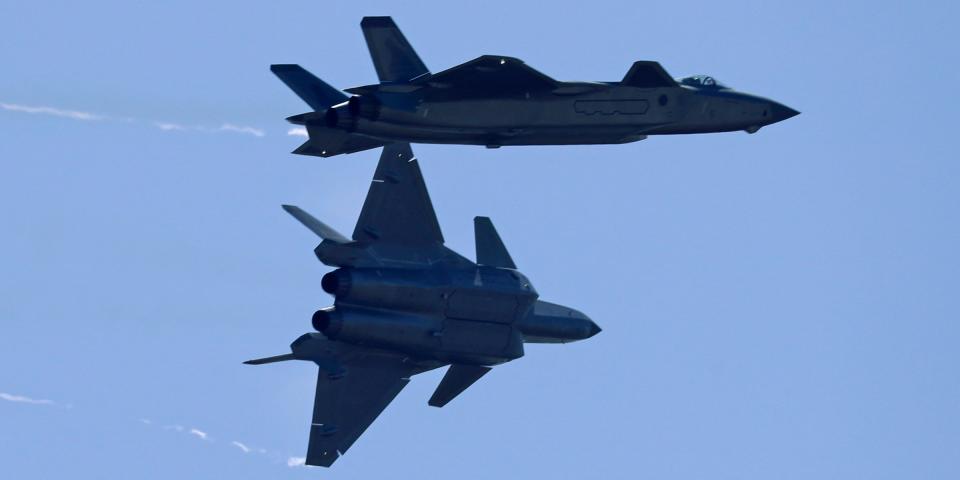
top-left (428, 364), bottom-right (491, 407)
top-left (271, 64), bottom-right (349, 110)
top-left (292, 124), bottom-right (386, 158)
top-left (360, 16), bottom-right (430, 83)
top-left (474, 217), bottom-right (516, 269)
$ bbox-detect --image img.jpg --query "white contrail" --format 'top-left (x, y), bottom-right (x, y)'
top-left (1, 102), bottom-right (103, 121)
top-left (0, 392), bottom-right (55, 406)
top-left (154, 122), bottom-right (187, 131)
top-left (287, 127), bottom-right (308, 137)
top-left (5, 390), bottom-right (294, 468)
top-left (217, 123), bottom-right (265, 137)
top-left (153, 121), bottom-right (266, 137)
top-left (3, 100), bottom-right (266, 137)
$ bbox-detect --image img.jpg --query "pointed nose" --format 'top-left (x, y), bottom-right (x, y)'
top-left (769, 102), bottom-right (800, 123)
top-left (587, 320), bottom-right (602, 338)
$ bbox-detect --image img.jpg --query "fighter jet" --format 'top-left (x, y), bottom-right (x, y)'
top-left (271, 16), bottom-right (799, 157)
top-left (245, 143), bottom-right (600, 467)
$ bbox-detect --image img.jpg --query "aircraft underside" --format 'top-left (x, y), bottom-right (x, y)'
top-left (354, 122), bottom-right (653, 146)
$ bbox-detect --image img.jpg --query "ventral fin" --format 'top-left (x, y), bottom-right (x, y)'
top-left (428, 364), bottom-right (491, 408)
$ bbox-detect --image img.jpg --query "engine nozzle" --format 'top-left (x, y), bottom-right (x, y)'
top-left (323, 102), bottom-right (354, 130)
top-left (323, 96), bottom-right (380, 131)
top-left (311, 307), bottom-right (343, 338)
top-left (321, 269), bottom-right (351, 297)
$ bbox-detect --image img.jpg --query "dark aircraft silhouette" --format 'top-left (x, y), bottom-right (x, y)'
top-left (245, 143), bottom-right (600, 467)
top-left (271, 16), bottom-right (799, 157)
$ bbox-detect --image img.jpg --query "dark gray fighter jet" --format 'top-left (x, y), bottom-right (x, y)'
top-left (272, 16), bottom-right (799, 157)
top-left (245, 143), bottom-right (600, 467)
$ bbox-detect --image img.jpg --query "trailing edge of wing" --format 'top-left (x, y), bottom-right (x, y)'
top-left (621, 61), bottom-right (678, 88)
top-left (282, 205), bottom-right (350, 243)
top-left (360, 16), bottom-right (430, 83)
top-left (474, 217), bottom-right (516, 269)
top-left (352, 143), bottom-right (444, 245)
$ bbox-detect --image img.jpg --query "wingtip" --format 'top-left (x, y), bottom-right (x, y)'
top-left (474, 216), bottom-right (495, 231)
top-left (360, 16), bottom-right (396, 28)
top-left (270, 64), bottom-right (300, 72)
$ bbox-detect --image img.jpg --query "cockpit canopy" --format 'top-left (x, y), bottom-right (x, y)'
top-left (679, 75), bottom-right (729, 90)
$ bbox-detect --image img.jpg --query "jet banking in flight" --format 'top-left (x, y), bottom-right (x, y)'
top-left (272, 16), bottom-right (799, 157)
top-left (245, 143), bottom-right (600, 466)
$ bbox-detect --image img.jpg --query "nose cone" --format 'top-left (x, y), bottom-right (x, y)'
top-left (587, 320), bottom-right (602, 338)
top-left (519, 301), bottom-right (601, 343)
top-left (769, 102), bottom-right (800, 124)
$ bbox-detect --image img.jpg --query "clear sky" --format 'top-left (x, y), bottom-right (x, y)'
top-left (1, 1), bottom-right (958, 478)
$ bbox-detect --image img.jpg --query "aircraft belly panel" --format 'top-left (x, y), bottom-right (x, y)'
top-left (445, 290), bottom-right (519, 323)
top-left (441, 318), bottom-right (513, 355)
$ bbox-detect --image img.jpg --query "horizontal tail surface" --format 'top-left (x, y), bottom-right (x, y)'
top-left (293, 124), bottom-right (386, 158)
top-left (271, 64), bottom-right (348, 110)
top-left (243, 353), bottom-right (296, 365)
top-left (281, 205), bottom-right (350, 243)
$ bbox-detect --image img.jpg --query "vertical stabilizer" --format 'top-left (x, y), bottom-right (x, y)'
top-left (474, 217), bottom-right (516, 269)
top-left (360, 16), bottom-right (430, 83)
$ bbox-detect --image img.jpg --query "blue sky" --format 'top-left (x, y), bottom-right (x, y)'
top-left (1, 0), bottom-right (958, 478)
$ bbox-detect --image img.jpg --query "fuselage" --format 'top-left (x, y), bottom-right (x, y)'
top-left (311, 266), bottom-right (598, 366)
top-left (319, 81), bottom-right (798, 147)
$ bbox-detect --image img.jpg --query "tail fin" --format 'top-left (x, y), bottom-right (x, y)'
top-left (360, 16), bottom-right (429, 83)
top-left (271, 64), bottom-right (348, 110)
top-left (474, 217), bottom-right (516, 269)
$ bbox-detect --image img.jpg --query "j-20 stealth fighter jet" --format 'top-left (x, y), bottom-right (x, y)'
top-left (245, 143), bottom-right (600, 467)
top-left (272, 16), bottom-right (799, 157)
